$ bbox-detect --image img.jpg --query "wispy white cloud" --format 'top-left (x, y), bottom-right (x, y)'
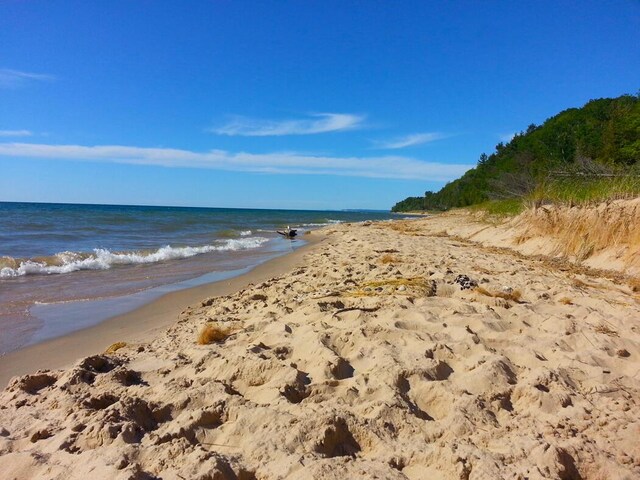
top-left (0, 142), bottom-right (473, 181)
top-left (211, 113), bottom-right (365, 136)
top-left (375, 132), bottom-right (447, 149)
top-left (0, 69), bottom-right (55, 88)
top-left (0, 129), bottom-right (33, 137)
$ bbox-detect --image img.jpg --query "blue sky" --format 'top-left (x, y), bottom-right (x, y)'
top-left (1, 1), bottom-right (638, 210)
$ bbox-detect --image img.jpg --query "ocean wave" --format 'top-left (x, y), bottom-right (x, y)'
top-left (300, 220), bottom-right (343, 227)
top-left (0, 237), bottom-right (269, 278)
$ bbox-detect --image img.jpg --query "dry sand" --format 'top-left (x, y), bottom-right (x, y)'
top-left (1, 215), bottom-right (639, 479)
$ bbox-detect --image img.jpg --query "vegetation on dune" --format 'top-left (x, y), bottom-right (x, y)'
top-left (467, 199), bottom-right (525, 217)
top-left (392, 93), bottom-right (640, 212)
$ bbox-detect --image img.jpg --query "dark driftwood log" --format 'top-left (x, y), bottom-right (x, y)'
top-left (277, 228), bottom-right (298, 238)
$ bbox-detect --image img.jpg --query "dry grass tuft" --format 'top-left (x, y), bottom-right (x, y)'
top-left (105, 341), bottom-right (127, 354)
top-left (594, 324), bottom-right (619, 337)
top-left (380, 254), bottom-right (401, 264)
top-left (197, 324), bottom-right (233, 345)
top-left (474, 286), bottom-right (522, 303)
top-left (345, 277), bottom-right (432, 297)
top-left (559, 297), bottom-right (573, 305)
top-left (385, 221), bottom-right (424, 236)
top-left (572, 278), bottom-right (590, 289)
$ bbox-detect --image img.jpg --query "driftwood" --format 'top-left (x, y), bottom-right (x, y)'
top-left (277, 226), bottom-right (297, 238)
top-left (333, 306), bottom-right (380, 318)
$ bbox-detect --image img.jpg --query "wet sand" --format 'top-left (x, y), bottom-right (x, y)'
top-left (0, 235), bottom-right (323, 388)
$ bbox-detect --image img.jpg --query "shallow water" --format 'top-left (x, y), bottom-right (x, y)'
top-left (0, 202), bottom-right (397, 353)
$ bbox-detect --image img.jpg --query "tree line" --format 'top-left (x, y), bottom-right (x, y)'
top-left (392, 93), bottom-right (640, 212)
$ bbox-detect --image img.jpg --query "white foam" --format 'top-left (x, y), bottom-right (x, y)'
top-left (0, 237), bottom-right (269, 278)
top-left (239, 230), bottom-right (252, 236)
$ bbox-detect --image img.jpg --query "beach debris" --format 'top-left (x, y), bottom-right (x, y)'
top-left (197, 324), bottom-right (233, 345)
top-left (105, 341), bottom-right (127, 354)
top-left (617, 348), bottom-right (631, 357)
top-left (474, 286), bottom-right (523, 303)
top-left (454, 274), bottom-right (478, 290)
top-left (277, 226), bottom-right (297, 238)
top-left (594, 324), bottom-right (618, 337)
top-left (318, 300), bottom-right (345, 312)
top-left (333, 306), bottom-right (380, 318)
top-left (344, 277), bottom-right (435, 297)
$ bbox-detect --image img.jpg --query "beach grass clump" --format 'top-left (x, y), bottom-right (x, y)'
top-left (380, 254), bottom-right (401, 264)
top-left (386, 221), bottom-right (423, 236)
top-left (594, 324), bottom-right (618, 337)
top-left (105, 341), bottom-right (127, 354)
top-left (197, 324), bottom-right (232, 345)
top-left (474, 286), bottom-right (522, 302)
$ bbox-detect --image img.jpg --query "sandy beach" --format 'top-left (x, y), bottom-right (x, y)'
top-left (1, 214), bottom-right (639, 479)
top-left (0, 236), bottom-right (322, 389)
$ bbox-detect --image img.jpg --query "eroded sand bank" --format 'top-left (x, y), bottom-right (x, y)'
top-left (1, 217), bottom-right (639, 479)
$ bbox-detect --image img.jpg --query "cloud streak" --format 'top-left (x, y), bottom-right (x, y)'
top-left (0, 69), bottom-right (55, 88)
top-left (0, 130), bottom-right (32, 137)
top-left (211, 113), bottom-right (364, 136)
top-left (375, 132), bottom-right (447, 149)
top-left (0, 142), bottom-right (473, 181)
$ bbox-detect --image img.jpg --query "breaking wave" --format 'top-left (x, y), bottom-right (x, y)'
top-left (0, 237), bottom-right (269, 278)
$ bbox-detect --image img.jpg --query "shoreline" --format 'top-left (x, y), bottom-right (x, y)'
top-left (1, 212), bottom-right (638, 478)
top-left (0, 234), bottom-right (324, 389)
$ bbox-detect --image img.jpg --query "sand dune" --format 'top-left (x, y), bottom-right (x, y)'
top-left (1, 215), bottom-right (639, 479)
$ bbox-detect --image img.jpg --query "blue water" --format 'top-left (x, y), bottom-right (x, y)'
top-left (0, 202), bottom-right (394, 261)
top-left (0, 201), bottom-right (397, 353)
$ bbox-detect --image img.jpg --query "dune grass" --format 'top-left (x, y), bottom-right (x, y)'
top-left (464, 174), bottom-right (640, 219)
top-left (529, 175), bottom-right (640, 207)
top-left (468, 199), bottom-right (525, 217)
